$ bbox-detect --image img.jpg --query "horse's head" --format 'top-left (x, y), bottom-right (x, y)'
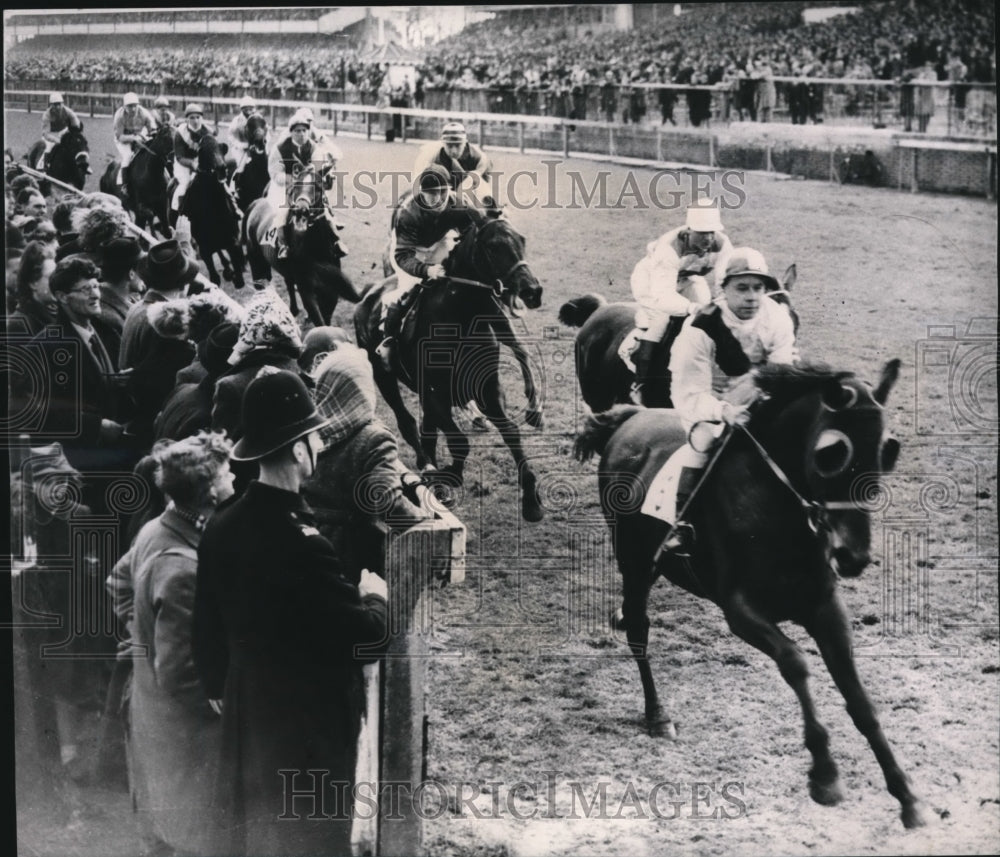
top-left (196, 135), bottom-right (227, 179)
top-left (58, 125), bottom-right (91, 182)
top-left (246, 114), bottom-right (268, 149)
top-left (149, 123), bottom-right (176, 158)
top-left (750, 359), bottom-right (901, 576)
top-left (453, 217), bottom-right (543, 313)
top-left (286, 166), bottom-right (327, 236)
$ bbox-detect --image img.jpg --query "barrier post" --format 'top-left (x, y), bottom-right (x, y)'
top-left (562, 123), bottom-right (569, 158)
top-left (518, 121), bottom-right (525, 154)
top-left (366, 110), bottom-right (372, 141)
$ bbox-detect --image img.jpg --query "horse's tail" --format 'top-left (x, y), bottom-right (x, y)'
top-left (574, 404), bottom-right (643, 463)
top-left (558, 293), bottom-right (607, 328)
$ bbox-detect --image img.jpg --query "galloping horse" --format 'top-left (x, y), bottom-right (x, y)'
top-left (99, 123), bottom-right (174, 237)
top-left (559, 265), bottom-right (797, 412)
top-left (26, 124), bottom-right (91, 194)
top-left (574, 360), bottom-right (925, 829)
top-left (355, 217), bottom-right (546, 522)
top-left (232, 114), bottom-right (270, 216)
top-left (183, 135), bottom-right (245, 288)
top-left (244, 165), bottom-right (359, 326)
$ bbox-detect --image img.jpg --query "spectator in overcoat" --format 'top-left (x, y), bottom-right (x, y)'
top-left (194, 369), bottom-right (389, 857)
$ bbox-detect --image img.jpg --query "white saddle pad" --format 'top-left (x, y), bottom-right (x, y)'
top-left (641, 446), bottom-right (686, 524)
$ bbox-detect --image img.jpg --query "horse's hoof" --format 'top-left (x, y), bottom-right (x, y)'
top-left (525, 408), bottom-right (544, 430)
top-left (222, 267), bottom-right (234, 282)
top-left (522, 491), bottom-right (544, 523)
top-left (252, 279), bottom-right (269, 291)
top-left (901, 802), bottom-right (927, 829)
top-left (647, 715), bottom-right (677, 739)
top-left (233, 279), bottom-right (245, 290)
top-left (809, 777), bottom-right (844, 807)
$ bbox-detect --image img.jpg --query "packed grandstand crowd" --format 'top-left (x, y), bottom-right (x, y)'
top-left (5, 0), bottom-right (995, 97)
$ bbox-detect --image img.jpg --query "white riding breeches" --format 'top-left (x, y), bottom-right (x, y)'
top-left (172, 161), bottom-right (193, 210)
top-left (640, 438), bottom-right (715, 524)
top-left (381, 230), bottom-right (457, 309)
top-left (115, 141), bottom-right (135, 183)
top-left (633, 267), bottom-right (712, 342)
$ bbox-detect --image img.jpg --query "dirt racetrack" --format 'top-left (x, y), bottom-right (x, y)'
top-left (5, 110), bottom-right (999, 857)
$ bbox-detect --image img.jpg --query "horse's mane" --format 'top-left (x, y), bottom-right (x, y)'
top-left (752, 362), bottom-right (857, 409)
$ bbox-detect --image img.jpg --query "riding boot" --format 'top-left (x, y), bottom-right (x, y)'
top-left (376, 302), bottom-right (406, 371)
top-left (630, 339), bottom-right (659, 406)
top-left (662, 466), bottom-right (701, 555)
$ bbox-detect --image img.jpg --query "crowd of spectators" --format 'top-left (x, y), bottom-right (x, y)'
top-left (4, 0), bottom-right (995, 127)
top-left (7, 8), bottom-right (336, 27)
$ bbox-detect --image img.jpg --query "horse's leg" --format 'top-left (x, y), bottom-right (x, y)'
top-left (201, 249), bottom-right (220, 285)
top-left (229, 243), bottom-right (246, 289)
top-left (492, 315), bottom-right (543, 428)
top-left (285, 275), bottom-right (300, 317)
top-left (807, 591), bottom-right (925, 829)
top-left (723, 590), bottom-right (843, 807)
top-left (220, 248), bottom-right (234, 282)
top-left (618, 556), bottom-right (675, 738)
top-left (298, 286), bottom-right (325, 329)
top-left (371, 362), bottom-right (428, 470)
top-left (421, 390), bottom-right (468, 481)
top-left (476, 375), bottom-right (544, 522)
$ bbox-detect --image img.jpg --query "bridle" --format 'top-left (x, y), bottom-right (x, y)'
top-left (470, 220), bottom-right (531, 300)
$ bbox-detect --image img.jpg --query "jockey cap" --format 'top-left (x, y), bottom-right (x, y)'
top-left (154, 96), bottom-right (170, 108)
top-left (123, 92), bottom-right (140, 106)
top-left (685, 204), bottom-right (723, 233)
top-left (49, 92), bottom-right (64, 105)
top-left (441, 122), bottom-right (468, 143)
top-left (721, 247), bottom-right (779, 291)
top-left (288, 109), bottom-right (312, 130)
top-left (239, 95), bottom-right (256, 108)
top-left (418, 164), bottom-right (451, 192)
top-left (185, 103), bottom-right (204, 117)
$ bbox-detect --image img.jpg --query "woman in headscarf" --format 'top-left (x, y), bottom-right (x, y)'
top-left (302, 342), bottom-right (430, 580)
top-left (109, 431), bottom-right (234, 857)
top-left (8, 240), bottom-right (58, 335)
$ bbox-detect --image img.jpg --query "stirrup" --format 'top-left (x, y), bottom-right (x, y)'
top-left (375, 337), bottom-right (395, 371)
top-left (629, 382), bottom-right (644, 406)
top-left (662, 522), bottom-right (695, 556)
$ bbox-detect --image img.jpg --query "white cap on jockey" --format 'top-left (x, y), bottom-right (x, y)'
top-left (288, 109), bottom-right (312, 130)
top-left (686, 204), bottom-right (723, 232)
top-left (49, 92), bottom-right (64, 104)
top-left (441, 121), bottom-right (467, 143)
top-left (239, 95), bottom-right (256, 108)
top-left (721, 247), bottom-right (779, 290)
top-left (154, 96), bottom-right (170, 108)
top-left (123, 92), bottom-right (140, 106)
top-left (185, 103), bottom-right (205, 117)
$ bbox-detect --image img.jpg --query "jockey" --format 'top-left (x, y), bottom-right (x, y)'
top-left (628, 203), bottom-right (733, 405)
top-left (265, 109), bottom-right (341, 261)
top-left (228, 95), bottom-right (264, 179)
top-left (112, 92), bottom-right (158, 192)
top-left (657, 247), bottom-right (797, 554)
top-left (413, 121), bottom-right (496, 212)
top-left (376, 164), bottom-right (486, 366)
top-left (171, 103), bottom-right (214, 213)
top-left (40, 92), bottom-right (82, 169)
top-left (153, 96), bottom-right (176, 129)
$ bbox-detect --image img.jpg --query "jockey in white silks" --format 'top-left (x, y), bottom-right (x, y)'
top-left (39, 92), bottom-right (82, 169)
top-left (628, 204), bottom-right (733, 405)
top-left (644, 247), bottom-right (797, 555)
top-left (264, 108), bottom-right (342, 260)
top-left (112, 92), bottom-right (158, 191)
top-left (171, 104), bottom-right (214, 212)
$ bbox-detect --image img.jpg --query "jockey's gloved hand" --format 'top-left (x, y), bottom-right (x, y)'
top-left (721, 402), bottom-right (751, 427)
top-left (425, 264), bottom-right (446, 280)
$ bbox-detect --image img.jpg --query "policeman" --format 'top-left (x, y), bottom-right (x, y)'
top-left (193, 368), bottom-right (388, 856)
top-left (40, 92), bottom-right (82, 170)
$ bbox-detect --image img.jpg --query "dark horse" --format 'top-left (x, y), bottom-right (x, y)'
top-left (559, 265), bottom-right (797, 412)
top-left (183, 135), bottom-right (245, 288)
top-left (26, 125), bottom-right (91, 194)
top-left (355, 217), bottom-right (546, 522)
top-left (244, 166), bottom-right (359, 326)
top-left (99, 124), bottom-right (174, 238)
top-left (573, 360), bottom-right (925, 829)
top-left (232, 115), bottom-right (270, 216)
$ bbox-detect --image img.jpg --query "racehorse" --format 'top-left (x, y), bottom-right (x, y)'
top-left (559, 265), bottom-right (798, 412)
top-left (573, 359), bottom-right (925, 829)
top-left (183, 135), bottom-right (246, 288)
top-left (26, 124), bottom-right (91, 194)
top-left (244, 165), bottom-right (359, 326)
top-left (99, 123), bottom-right (174, 238)
top-left (232, 114), bottom-right (270, 216)
top-left (355, 216), bottom-right (546, 521)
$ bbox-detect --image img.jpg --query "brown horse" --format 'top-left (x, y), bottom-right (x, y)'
top-left (574, 360), bottom-right (924, 829)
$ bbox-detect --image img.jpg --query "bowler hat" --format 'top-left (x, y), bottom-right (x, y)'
top-left (232, 368), bottom-right (332, 461)
top-left (138, 239), bottom-right (200, 291)
top-left (199, 322), bottom-right (241, 378)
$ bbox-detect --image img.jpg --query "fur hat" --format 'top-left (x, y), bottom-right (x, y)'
top-left (186, 289), bottom-right (245, 344)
